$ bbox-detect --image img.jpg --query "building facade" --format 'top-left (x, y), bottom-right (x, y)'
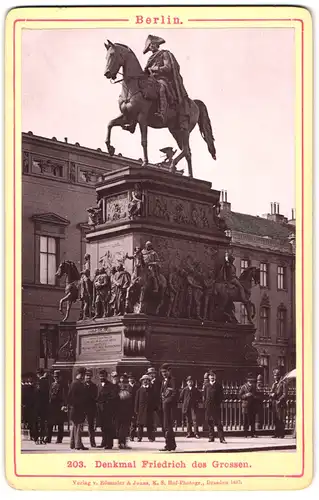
top-left (220, 191), bottom-right (296, 383)
top-left (22, 132), bottom-right (144, 373)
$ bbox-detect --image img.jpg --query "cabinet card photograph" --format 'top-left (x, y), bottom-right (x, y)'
top-left (5, 4), bottom-right (313, 491)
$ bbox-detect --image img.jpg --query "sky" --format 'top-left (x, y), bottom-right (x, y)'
top-left (22, 28), bottom-right (295, 217)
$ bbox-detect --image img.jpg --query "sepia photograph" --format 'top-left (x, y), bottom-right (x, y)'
top-left (19, 24), bottom-right (298, 458)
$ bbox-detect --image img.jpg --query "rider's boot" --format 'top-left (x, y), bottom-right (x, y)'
top-left (155, 88), bottom-right (167, 123)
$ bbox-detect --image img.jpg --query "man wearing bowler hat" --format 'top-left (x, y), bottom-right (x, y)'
top-left (83, 369), bottom-right (98, 447)
top-left (46, 370), bottom-right (67, 444)
top-left (67, 367), bottom-right (88, 450)
top-left (159, 364), bottom-right (177, 451)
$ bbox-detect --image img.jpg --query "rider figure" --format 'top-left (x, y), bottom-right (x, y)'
top-left (141, 241), bottom-right (160, 293)
top-left (223, 255), bottom-right (246, 302)
top-left (143, 34), bottom-right (189, 125)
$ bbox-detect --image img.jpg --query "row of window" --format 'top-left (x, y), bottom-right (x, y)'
top-left (240, 259), bottom-right (286, 290)
top-left (240, 304), bottom-right (287, 339)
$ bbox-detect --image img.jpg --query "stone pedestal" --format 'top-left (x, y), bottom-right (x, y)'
top-left (54, 166), bottom-right (258, 382)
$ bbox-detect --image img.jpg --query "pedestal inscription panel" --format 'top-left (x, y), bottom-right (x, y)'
top-left (79, 333), bottom-right (122, 357)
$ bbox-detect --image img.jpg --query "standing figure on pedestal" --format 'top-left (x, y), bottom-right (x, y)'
top-left (115, 263), bottom-right (131, 315)
top-left (184, 268), bottom-right (204, 321)
top-left (142, 241), bottom-right (161, 293)
top-left (108, 267), bottom-right (119, 316)
top-left (93, 268), bottom-right (110, 319)
top-left (87, 193), bottom-right (103, 226)
top-left (135, 375), bottom-right (155, 442)
top-left (269, 369), bottom-right (288, 438)
top-left (203, 270), bottom-right (215, 321)
top-left (239, 373), bottom-right (258, 438)
top-left (166, 266), bottom-right (183, 318)
top-left (203, 370), bottom-right (226, 444)
top-left (83, 369), bottom-right (98, 448)
top-left (159, 364), bottom-right (177, 452)
top-left (46, 370), bottom-right (67, 444)
top-left (79, 254), bottom-right (93, 320)
top-left (125, 247), bottom-right (144, 312)
top-left (128, 184), bottom-right (144, 219)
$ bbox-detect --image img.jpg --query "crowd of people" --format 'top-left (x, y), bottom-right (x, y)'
top-left (22, 366), bottom-right (288, 451)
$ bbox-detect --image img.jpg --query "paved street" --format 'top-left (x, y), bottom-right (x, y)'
top-left (22, 435), bottom-right (296, 454)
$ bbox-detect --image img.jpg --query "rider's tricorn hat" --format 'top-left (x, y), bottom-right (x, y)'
top-left (143, 34), bottom-right (165, 54)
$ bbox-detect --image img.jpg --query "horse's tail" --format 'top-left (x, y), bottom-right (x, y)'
top-left (194, 99), bottom-right (216, 160)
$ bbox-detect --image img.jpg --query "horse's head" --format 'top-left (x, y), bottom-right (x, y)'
top-left (239, 266), bottom-right (260, 286)
top-left (56, 260), bottom-right (80, 282)
top-left (55, 260), bottom-right (67, 279)
top-left (104, 40), bottom-right (125, 80)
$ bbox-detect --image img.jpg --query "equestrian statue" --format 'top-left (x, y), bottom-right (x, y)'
top-left (55, 260), bottom-right (81, 322)
top-left (214, 255), bottom-right (260, 324)
top-left (104, 35), bottom-right (216, 178)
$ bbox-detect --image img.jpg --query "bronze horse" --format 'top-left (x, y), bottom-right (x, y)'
top-left (214, 266), bottom-right (260, 324)
top-left (55, 260), bottom-right (81, 322)
top-left (104, 41), bottom-right (216, 177)
top-left (125, 262), bottom-right (167, 315)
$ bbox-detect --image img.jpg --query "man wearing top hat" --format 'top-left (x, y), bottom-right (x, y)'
top-left (143, 34), bottom-right (189, 125)
top-left (67, 367), bottom-right (88, 450)
top-left (239, 373), bottom-right (259, 438)
top-left (83, 369), bottom-right (98, 447)
top-left (159, 364), bottom-right (177, 451)
top-left (97, 369), bottom-right (119, 449)
top-left (46, 370), bottom-right (67, 444)
top-left (180, 376), bottom-right (201, 438)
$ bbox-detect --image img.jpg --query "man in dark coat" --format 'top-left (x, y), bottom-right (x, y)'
top-left (148, 367), bottom-right (162, 437)
top-left (239, 373), bottom-right (258, 438)
top-left (46, 370), bottom-right (67, 444)
top-left (180, 376), bottom-right (201, 438)
top-left (83, 369), bottom-right (98, 447)
top-left (135, 375), bottom-right (155, 442)
top-left (67, 366), bottom-right (88, 450)
top-left (159, 364), bottom-right (177, 451)
top-left (270, 368), bottom-right (288, 438)
top-left (22, 373), bottom-right (36, 440)
top-left (128, 373), bottom-right (139, 441)
top-left (203, 370), bottom-right (226, 443)
top-left (34, 368), bottom-right (50, 444)
top-left (96, 369), bottom-right (119, 449)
